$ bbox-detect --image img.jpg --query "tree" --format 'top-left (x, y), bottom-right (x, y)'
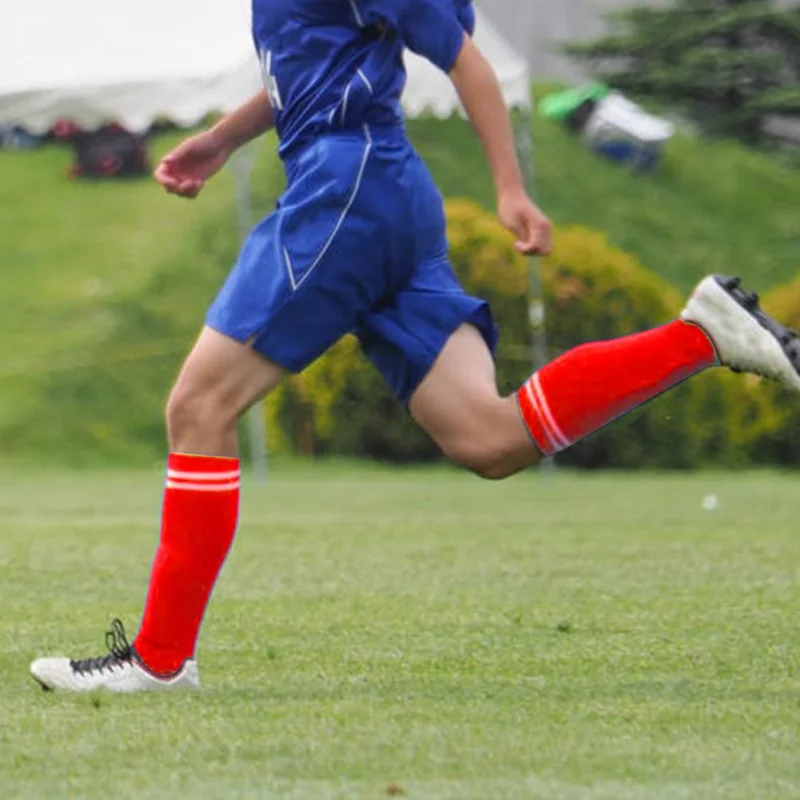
top-left (567, 0), bottom-right (800, 145)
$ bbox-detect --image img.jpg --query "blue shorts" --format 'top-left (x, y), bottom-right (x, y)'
top-left (206, 127), bottom-right (497, 404)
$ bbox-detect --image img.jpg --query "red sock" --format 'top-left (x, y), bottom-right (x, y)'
top-left (134, 453), bottom-right (240, 674)
top-left (518, 320), bottom-right (718, 456)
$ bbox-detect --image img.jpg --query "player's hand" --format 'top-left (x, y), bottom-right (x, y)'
top-left (154, 130), bottom-right (232, 199)
top-left (497, 188), bottom-right (553, 256)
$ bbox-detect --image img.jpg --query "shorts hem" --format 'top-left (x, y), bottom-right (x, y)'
top-left (204, 318), bottom-right (303, 374)
top-left (396, 303), bottom-right (497, 405)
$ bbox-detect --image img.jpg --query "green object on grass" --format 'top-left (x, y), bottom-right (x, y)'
top-left (539, 82), bottom-right (610, 120)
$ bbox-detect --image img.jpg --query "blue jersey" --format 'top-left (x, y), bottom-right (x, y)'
top-left (252, 0), bottom-right (475, 158)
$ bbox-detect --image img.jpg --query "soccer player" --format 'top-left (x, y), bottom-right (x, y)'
top-left (31, 0), bottom-right (800, 692)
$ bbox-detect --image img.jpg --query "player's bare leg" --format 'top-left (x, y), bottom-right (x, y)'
top-left (410, 323), bottom-right (539, 480)
top-left (30, 328), bottom-right (285, 693)
top-left (414, 276), bottom-right (800, 477)
top-left (166, 327), bottom-right (286, 457)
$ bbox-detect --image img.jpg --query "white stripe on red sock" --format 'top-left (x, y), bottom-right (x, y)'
top-left (531, 374), bottom-right (571, 451)
top-left (165, 479), bottom-right (240, 492)
top-left (167, 469), bottom-right (240, 481)
top-left (522, 382), bottom-right (556, 453)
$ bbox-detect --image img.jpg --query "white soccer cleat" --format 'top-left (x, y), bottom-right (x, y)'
top-left (682, 275), bottom-right (800, 392)
top-left (30, 619), bottom-right (200, 693)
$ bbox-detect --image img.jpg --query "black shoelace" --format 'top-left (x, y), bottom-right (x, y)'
top-left (70, 619), bottom-right (133, 676)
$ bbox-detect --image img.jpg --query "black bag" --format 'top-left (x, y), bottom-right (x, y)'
top-left (70, 125), bottom-right (150, 179)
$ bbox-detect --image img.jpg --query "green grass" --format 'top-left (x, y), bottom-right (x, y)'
top-left (2, 464), bottom-right (799, 798)
top-left (0, 133), bottom-right (232, 368)
top-left (0, 133), bottom-right (281, 440)
top-left (0, 134), bottom-right (277, 420)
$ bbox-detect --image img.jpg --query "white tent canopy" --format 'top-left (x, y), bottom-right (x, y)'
top-left (0, 0), bottom-right (529, 133)
top-left (0, 0), bottom-right (260, 134)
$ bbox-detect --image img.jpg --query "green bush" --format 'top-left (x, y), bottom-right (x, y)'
top-left (266, 199), bottom-right (787, 468)
top-left (536, 226), bottom-right (787, 468)
top-left (749, 279), bottom-right (800, 465)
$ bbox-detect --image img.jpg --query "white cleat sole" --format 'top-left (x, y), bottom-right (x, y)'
top-left (682, 275), bottom-right (800, 392)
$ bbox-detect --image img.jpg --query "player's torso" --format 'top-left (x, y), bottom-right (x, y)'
top-left (252, 0), bottom-right (407, 158)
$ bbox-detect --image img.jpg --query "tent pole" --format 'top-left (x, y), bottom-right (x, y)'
top-left (514, 101), bottom-right (555, 479)
top-left (231, 146), bottom-right (268, 483)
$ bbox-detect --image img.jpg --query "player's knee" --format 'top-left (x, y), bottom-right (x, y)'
top-left (165, 385), bottom-right (232, 442)
top-left (444, 439), bottom-right (515, 481)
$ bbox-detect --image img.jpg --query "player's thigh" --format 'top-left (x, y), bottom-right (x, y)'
top-left (168, 326), bottom-right (286, 424)
top-left (409, 324), bottom-right (528, 466)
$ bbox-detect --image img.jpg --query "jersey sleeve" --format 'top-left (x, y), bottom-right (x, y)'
top-left (356, 0), bottom-right (468, 73)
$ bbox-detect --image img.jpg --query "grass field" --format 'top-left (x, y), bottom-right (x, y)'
top-left (1, 463), bottom-right (798, 799)
top-left (0, 133), bottom-right (232, 371)
top-left (0, 133), bottom-right (282, 454)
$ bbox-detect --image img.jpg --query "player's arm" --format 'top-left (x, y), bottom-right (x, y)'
top-left (449, 37), bottom-right (551, 255)
top-left (155, 90), bottom-right (275, 199)
top-left (210, 89), bottom-right (276, 152)
top-left (449, 38), bottom-right (521, 205)
top-left (364, 0), bottom-right (552, 254)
